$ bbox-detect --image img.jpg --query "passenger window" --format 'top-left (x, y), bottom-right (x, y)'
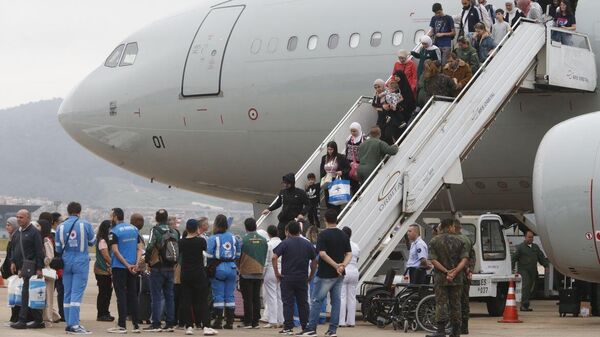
top-left (119, 42), bottom-right (138, 66)
top-left (328, 34), bottom-right (339, 49)
top-left (370, 32), bottom-right (382, 47)
top-left (105, 44), bottom-right (125, 68)
top-left (307, 35), bottom-right (318, 50)
top-left (392, 31), bottom-right (404, 46)
top-left (267, 38), bottom-right (279, 53)
top-left (287, 36), bottom-right (298, 51)
top-left (480, 219), bottom-right (506, 261)
top-left (349, 33), bottom-right (360, 48)
top-left (251, 39), bottom-right (262, 54)
top-left (414, 30), bottom-right (426, 45)
top-left (461, 224), bottom-right (477, 245)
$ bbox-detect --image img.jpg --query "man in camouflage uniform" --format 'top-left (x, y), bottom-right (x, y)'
top-left (427, 219), bottom-right (469, 337)
top-left (450, 219), bottom-right (476, 335)
top-left (512, 230), bottom-right (548, 311)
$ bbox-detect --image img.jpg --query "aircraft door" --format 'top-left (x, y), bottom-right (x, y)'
top-left (181, 6), bottom-right (245, 97)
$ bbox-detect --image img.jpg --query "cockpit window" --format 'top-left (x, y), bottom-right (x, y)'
top-left (105, 44), bottom-right (125, 68)
top-left (120, 42), bottom-right (138, 66)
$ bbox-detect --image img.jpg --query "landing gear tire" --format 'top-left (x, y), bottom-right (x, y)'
top-left (486, 282), bottom-right (508, 317)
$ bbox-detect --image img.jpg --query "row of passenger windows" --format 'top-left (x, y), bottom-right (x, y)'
top-left (284, 31), bottom-right (424, 52)
top-left (105, 42), bottom-right (139, 67)
top-left (249, 30), bottom-right (426, 54)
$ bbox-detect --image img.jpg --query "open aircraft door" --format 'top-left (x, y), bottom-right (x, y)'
top-left (545, 27), bottom-right (597, 92)
top-left (181, 5), bottom-right (245, 97)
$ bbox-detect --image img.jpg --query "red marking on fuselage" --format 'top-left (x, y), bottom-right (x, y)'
top-left (590, 179), bottom-right (600, 265)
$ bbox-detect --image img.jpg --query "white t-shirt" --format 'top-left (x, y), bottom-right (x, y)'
top-left (492, 21), bottom-right (510, 45)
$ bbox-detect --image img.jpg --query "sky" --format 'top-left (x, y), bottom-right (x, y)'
top-left (0, 0), bottom-right (201, 109)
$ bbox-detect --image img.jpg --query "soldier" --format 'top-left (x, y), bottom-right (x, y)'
top-left (449, 220), bottom-right (476, 335)
top-left (512, 230), bottom-right (549, 311)
top-left (427, 219), bottom-right (469, 337)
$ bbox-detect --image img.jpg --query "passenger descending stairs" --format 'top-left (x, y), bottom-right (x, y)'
top-left (257, 20), bottom-right (596, 285)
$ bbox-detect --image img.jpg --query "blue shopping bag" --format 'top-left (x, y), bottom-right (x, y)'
top-left (327, 178), bottom-right (351, 206)
top-left (28, 276), bottom-right (46, 310)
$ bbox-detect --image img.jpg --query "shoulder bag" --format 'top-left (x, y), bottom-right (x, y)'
top-left (49, 218), bottom-right (78, 270)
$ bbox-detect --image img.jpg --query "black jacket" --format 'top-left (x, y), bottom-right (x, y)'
top-left (11, 224), bottom-right (45, 271)
top-left (459, 5), bottom-right (481, 36)
top-left (320, 154), bottom-right (350, 180)
top-left (505, 9), bottom-right (525, 27)
top-left (269, 174), bottom-right (310, 223)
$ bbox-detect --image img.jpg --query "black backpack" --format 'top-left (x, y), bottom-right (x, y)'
top-left (153, 226), bottom-right (179, 266)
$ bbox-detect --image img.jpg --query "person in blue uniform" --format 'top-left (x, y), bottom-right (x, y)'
top-left (55, 202), bottom-right (96, 335)
top-left (206, 214), bottom-right (241, 330)
top-left (405, 224), bottom-right (429, 284)
top-left (107, 208), bottom-right (142, 334)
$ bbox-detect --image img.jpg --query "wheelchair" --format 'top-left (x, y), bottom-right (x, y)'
top-left (358, 270), bottom-right (440, 333)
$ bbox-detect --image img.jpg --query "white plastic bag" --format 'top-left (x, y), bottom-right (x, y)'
top-left (328, 178), bottom-right (351, 206)
top-left (28, 276), bottom-right (46, 310)
top-left (7, 275), bottom-right (23, 307)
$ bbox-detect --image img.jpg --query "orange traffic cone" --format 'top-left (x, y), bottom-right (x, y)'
top-left (498, 280), bottom-right (522, 323)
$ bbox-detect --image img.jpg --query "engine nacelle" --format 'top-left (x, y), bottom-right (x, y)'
top-left (533, 111), bottom-right (600, 282)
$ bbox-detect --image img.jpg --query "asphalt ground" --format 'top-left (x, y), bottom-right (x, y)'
top-left (0, 265), bottom-right (598, 337)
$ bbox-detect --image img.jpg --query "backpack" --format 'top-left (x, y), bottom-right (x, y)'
top-left (477, 4), bottom-right (493, 31)
top-left (153, 226), bottom-right (179, 266)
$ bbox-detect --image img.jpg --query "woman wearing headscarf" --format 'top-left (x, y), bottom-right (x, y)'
top-left (411, 35), bottom-right (441, 81)
top-left (393, 70), bottom-right (417, 124)
top-left (345, 122), bottom-right (365, 195)
top-left (372, 79), bottom-right (387, 131)
top-left (320, 141), bottom-right (350, 211)
top-left (3, 217), bottom-right (20, 325)
top-left (390, 50), bottom-right (417, 95)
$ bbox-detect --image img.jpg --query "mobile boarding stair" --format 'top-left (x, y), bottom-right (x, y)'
top-left (257, 19), bottom-right (596, 285)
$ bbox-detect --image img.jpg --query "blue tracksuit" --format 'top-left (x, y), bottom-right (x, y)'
top-left (55, 215), bottom-right (96, 328)
top-left (206, 232), bottom-right (241, 309)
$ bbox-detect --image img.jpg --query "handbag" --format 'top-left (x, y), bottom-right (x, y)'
top-left (320, 173), bottom-right (333, 189)
top-left (206, 259), bottom-right (221, 278)
top-left (349, 160), bottom-right (359, 181)
top-left (327, 178), bottom-right (352, 206)
top-left (1, 247), bottom-right (12, 279)
top-left (49, 218), bottom-right (78, 270)
top-left (19, 226), bottom-right (37, 279)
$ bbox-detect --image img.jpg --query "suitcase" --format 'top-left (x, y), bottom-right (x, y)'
top-left (138, 272), bottom-right (152, 324)
top-left (559, 277), bottom-right (580, 317)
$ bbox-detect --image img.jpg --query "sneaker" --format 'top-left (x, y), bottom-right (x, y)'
top-left (177, 326), bottom-right (186, 330)
top-left (252, 325), bottom-right (260, 329)
top-left (186, 327), bottom-right (194, 335)
top-left (107, 327), bottom-right (127, 334)
top-left (203, 327), bottom-right (218, 335)
top-left (131, 325), bottom-right (141, 334)
top-left (297, 330), bottom-right (317, 336)
top-left (237, 323), bottom-right (251, 328)
top-left (3, 321), bottom-right (16, 327)
top-left (279, 328), bottom-right (294, 335)
top-left (27, 321), bottom-right (45, 329)
top-left (142, 325), bottom-right (162, 332)
top-left (67, 325), bottom-right (93, 335)
top-left (10, 321), bottom-right (27, 329)
top-left (161, 325), bottom-right (175, 332)
top-left (324, 330), bottom-right (337, 337)
top-left (263, 324), bottom-right (275, 329)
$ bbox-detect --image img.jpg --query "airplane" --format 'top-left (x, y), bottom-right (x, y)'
top-left (58, 0), bottom-right (600, 281)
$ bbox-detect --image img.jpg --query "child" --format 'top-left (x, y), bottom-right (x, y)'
top-left (305, 173), bottom-right (321, 228)
top-left (382, 81), bottom-right (403, 112)
top-left (491, 9), bottom-right (510, 45)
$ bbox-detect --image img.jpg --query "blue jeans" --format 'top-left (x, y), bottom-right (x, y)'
top-left (306, 276), bottom-right (343, 333)
top-left (150, 268), bottom-right (175, 327)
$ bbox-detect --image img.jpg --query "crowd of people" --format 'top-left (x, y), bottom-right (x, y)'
top-left (1, 203), bottom-right (363, 337)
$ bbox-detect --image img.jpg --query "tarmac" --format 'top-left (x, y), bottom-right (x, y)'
top-left (0, 265), bottom-right (598, 337)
